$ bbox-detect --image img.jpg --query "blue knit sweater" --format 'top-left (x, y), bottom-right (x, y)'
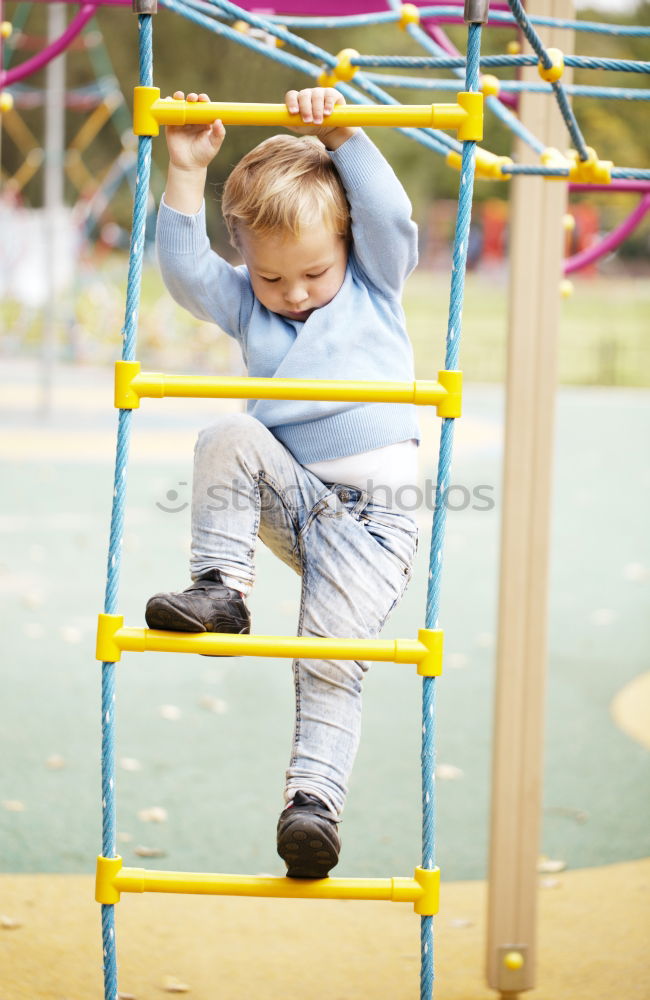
top-left (156, 129), bottom-right (420, 464)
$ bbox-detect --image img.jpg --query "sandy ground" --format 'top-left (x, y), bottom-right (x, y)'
top-left (1, 860), bottom-right (649, 1000)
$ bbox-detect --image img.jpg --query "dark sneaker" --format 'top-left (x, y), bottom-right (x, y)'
top-left (277, 791), bottom-right (341, 879)
top-left (145, 569), bottom-right (251, 634)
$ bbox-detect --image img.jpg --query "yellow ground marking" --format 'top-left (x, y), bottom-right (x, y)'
top-left (0, 860), bottom-right (648, 1000)
top-left (611, 672), bottom-right (650, 751)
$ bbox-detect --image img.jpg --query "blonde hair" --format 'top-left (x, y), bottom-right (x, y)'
top-left (222, 134), bottom-right (350, 248)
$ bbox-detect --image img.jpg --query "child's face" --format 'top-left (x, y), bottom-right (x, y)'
top-left (239, 225), bottom-right (348, 322)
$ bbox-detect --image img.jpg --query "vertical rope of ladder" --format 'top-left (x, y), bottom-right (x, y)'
top-left (100, 14), bottom-right (153, 1000)
top-left (421, 18), bottom-right (482, 1000)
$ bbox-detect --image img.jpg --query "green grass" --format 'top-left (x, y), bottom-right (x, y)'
top-left (2, 256), bottom-right (649, 386)
top-left (405, 271), bottom-right (650, 387)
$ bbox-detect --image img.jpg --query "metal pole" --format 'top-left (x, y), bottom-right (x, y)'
top-left (41, 2), bottom-right (66, 415)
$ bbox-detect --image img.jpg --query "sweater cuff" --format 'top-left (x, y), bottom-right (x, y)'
top-left (157, 195), bottom-right (208, 254)
top-left (328, 130), bottom-right (387, 191)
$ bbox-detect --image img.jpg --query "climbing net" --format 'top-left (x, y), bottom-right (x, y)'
top-left (58, 2), bottom-right (646, 999)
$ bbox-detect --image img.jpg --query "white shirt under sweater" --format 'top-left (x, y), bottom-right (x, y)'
top-left (305, 439), bottom-right (418, 500)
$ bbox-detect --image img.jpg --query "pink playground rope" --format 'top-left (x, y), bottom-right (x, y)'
top-left (0, 2), bottom-right (97, 87)
top-left (565, 193), bottom-right (650, 275)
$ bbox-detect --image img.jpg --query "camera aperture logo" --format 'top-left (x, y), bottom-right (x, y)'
top-left (156, 482), bottom-right (189, 513)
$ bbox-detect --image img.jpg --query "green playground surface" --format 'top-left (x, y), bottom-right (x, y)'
top-left (1, 356), bottom-right (648, 882)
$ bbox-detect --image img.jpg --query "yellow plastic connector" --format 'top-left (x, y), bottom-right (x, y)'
top-left (562, 213), bottom-right (576, 232)
top-left (559, 278), bottom-right (574, 298)
top-left (413, 866), bottom-right (440, 915)
top-left (480, 74), bottom-right (500, 98)
top-left (538, 47), bottom-right (564, 84)
top-left (506, 40), bottom-right (521, 55)
top-left (414, 628), bottom-right (443, 677)
top-left (1, 20), bottom-right (12, 38)
top-left (399, 3), bottom-right (420, 28)
top-left (317, 48), bottom-right (359, 87)
top-left (0, 92), bottom-right (14, 114)
top-left (447, 147), bottom-right (512, 181)
top-left (540, 146), bottom-right (572, 180)
top-left (436, 370), bottom-right (462, 417)
top-left (114, 360), bottom-right (142, 408)
top-left (95, 855), bottom-right (124, 904)
top-left (567, 146), bottom-right (612, 184)
top-left (542, 146), bottom-right (612, 184)
top-left (96, 614), bottom-right (124, 663)
top-left (456, 91), bottom-right (483, 141)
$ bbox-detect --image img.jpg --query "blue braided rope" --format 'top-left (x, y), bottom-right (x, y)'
top-left (612, 168), bottom-right (650, 180)
top-left (420, 23), bottom-right (481, 1000)
top-left (189, 0), bottom-right (337, 68)
top-left (258, 5), bottom-right (650, 37)
top-left (389, 0), bottom-right (543, 156)
top-left (163, 0), bottom-right (321, 78)
top-left (501, 164), bottom-right (650, 179)
top-left (100, 14), bottom-right (154, 1000)
top-left (351, 53), bottom-right (650, 73)
top-left (361, 73), bottom-right (650, 102)
top-left (505, 0), bottom-right (587, 160)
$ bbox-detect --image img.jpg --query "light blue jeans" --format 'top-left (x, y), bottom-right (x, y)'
top-left (191, 414), bottom-right (418, 817)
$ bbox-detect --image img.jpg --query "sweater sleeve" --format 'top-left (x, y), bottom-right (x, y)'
top-left (156, 197), bottom-right (255, 343)
top-left (328, 130), bottom-right (418, 297)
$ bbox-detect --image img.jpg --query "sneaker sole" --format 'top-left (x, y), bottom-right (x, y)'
top-left (277, 814), bottom-right (340, 879)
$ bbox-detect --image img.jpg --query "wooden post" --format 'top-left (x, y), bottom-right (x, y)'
top-left (486, 2), bottom-right (574, 996)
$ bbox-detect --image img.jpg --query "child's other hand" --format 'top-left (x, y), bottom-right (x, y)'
top-left (165, 92), bottom-right (225, 171)
top-left (284, 87), bottom-right (354, 148)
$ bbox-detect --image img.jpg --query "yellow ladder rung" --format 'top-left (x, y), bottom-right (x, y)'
top-left (133, 86), bottom-right (483, 141)
top-left (95, 856), bottom-right (439, 914)
top-left (114, 361), bottom-right (463, 418)
top-left (96, 615), bottom-right (443, 676)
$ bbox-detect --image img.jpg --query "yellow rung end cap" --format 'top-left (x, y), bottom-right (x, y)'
top-left (436, 370), bottom-right (462, 418)
top-left (538, 47), bottom-right (564, 83)
top-left (567, 147), bottom-right (612, 184)
top-left (133, 85), bottom-right (161, 136)
top-left (1, 21), bottom-right (12, 38)
top-left (413, 866), bottom-right (440, 915)
top-left (96, 614), bottom-right (124, 662)
top-left (0, 92), bottom-right (13, 113)
top-left (114, 360), bottom-right (142, 409)
top-left (399, 3), bottom-right (420, 28)
top-left (456, 92), bottom-right (483, 142)
top-left (480, 74), bottom-right (500, 98)
top-left (95, 855), bottom-right (123, 904)
top-left (416, 628), bottom-right (443, 677)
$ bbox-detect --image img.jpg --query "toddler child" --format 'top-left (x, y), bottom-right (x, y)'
top-left (146, 86), bottom-right (420, 878)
